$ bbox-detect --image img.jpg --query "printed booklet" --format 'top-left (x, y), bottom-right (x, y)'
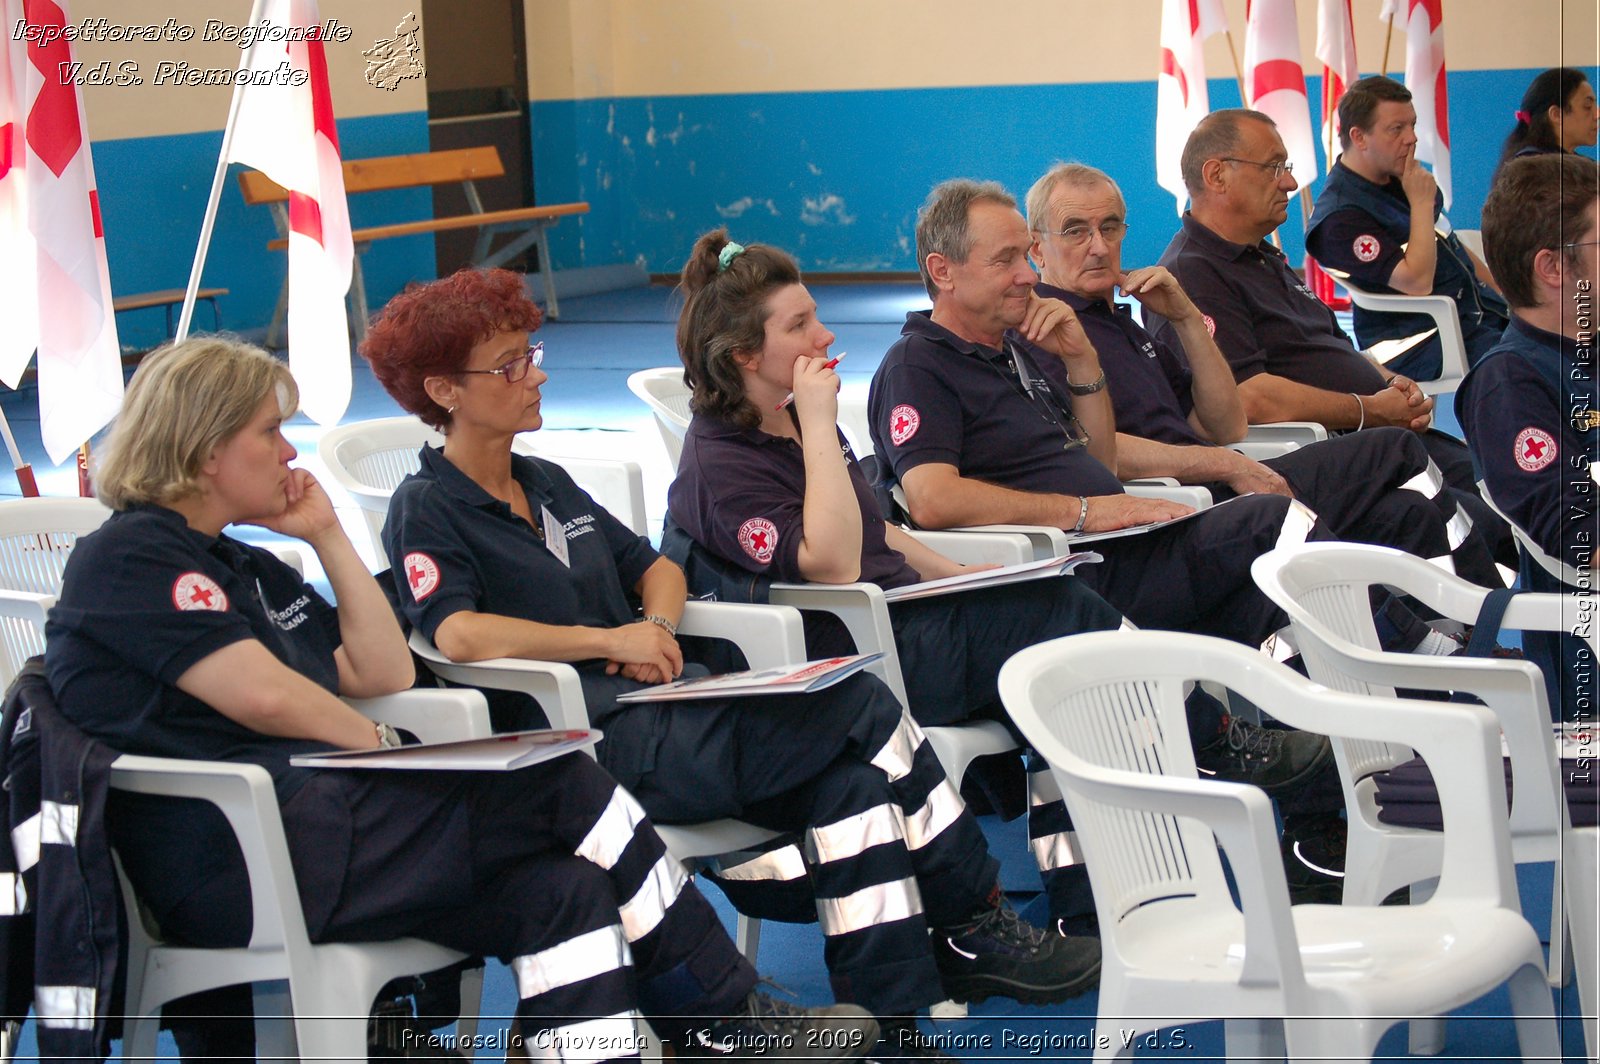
top-left (291, 728), bottom-right (599, 771)
top-left (881, 553), bottom-right (1101, 603)
top-left (615, 653), bottom-right (884, 702)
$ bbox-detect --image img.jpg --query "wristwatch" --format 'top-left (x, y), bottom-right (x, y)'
top-left (1064, 370), bottom-right (1108, 396)
top-left (644, 614), bottom-right (678, 637)
top-left (374, 721), bottom-right (402, 749)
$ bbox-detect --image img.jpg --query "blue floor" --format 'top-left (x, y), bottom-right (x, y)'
top-left (2, 281), bottom-right (1586, 1060)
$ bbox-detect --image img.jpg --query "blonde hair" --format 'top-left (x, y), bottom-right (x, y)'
top-left (95, 336), bottom-right (297, 510)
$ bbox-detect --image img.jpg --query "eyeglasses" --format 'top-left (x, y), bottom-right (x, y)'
top-left (1037, 220), bottom-right (1129, 248)
top-left (458, 341), bottom-right (544, 383)
top-left (1220, 157), bottom-right (1295, 180)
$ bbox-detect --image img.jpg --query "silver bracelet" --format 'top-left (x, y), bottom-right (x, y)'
top-left (1072, 495), bottom-right (1090, 534)
top-left (1064, 369), bottom-right (1108, 396)
top-left (1351, 392), bottom-right (1366, 432)
top-left (644, 614), bottom-right (678, 637)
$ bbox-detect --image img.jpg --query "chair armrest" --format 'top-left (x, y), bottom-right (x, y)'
top-left (263, 545), bottom-right (305, 576)
top-left (1230, 440), bottom-right (1299, 460)
top-left (1125, 480), bottom-right (1213, 508)
top-left (1243, 422), bottom-right (1328, 447)
top-left (678, 600), bottom-right (808, 668)
top-left (768, 582), bottom-right (909, 706)
top-left (944, 524), bottom-right (1071, 560)
top-left (109, 754), bottom-right (309, 952)
top-left (346, 688), bottom-right (493, 743)
top-left (408, 630), bottom-right (593, 731)
top-left (904, 528), bottom-right (1033, 565)
top-left (1341, 279), bottom-right (1468, 393)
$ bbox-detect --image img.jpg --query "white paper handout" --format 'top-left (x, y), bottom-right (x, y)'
top-left (291, 728), bottom-right (599, 771)
top-left (616, 654), bottom-right (885, 702)
top-left (881, 552), bottom-right (1102, 603)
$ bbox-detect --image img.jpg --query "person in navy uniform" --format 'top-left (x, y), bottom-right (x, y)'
top-left (1305, 76), bottom-right (1509, 379)
top-left (361, 269), bottom-right (1094, 1061)
top-left (1025, 161), bottom-right (1503, 596)
top-left (1152, 108), bottom-right (1515, 569)
top-left (1494, 67), bottom-right (1598, 180)
top-left (44, 337), bottom-right (876, 1063)
top-left (1457, 152), bottom-right (1600, 721)
top-left (665, 227), bottom-right (1134, 943)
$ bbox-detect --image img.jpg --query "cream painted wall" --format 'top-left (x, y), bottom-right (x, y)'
top-left (525, 0), bottom-right (1600, 102)
top-left (52, 0), bottom-right (426, 140)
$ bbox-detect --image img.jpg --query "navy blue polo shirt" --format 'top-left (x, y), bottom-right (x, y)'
top-left (45, 504), bottom-right (343, 800)
top-left (383, 445), bottom-right (659, 721)
top-left (868, 311), bottom-right (1125, 499)
top-left (1032, 281), bottom-right (1203, 446)
top-left (667, 415), bottom-right (919, 589)
top-left (1155, 212), bottom-right (1390, 394)
top-left (1456, 315), bottom-right (1597, 567)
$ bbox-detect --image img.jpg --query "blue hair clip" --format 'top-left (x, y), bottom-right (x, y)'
top-left (717, 241), bottom-right (746, 272)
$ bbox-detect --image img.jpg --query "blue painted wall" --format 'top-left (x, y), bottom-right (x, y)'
top-left (94, 110), bottom-right (432, 349)
top-left (532, 65), bottom-right (1596, 276)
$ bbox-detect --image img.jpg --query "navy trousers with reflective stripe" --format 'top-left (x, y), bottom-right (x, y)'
top-left (615, 673), bottom-right (997, 1017)
top-left (283, 752), bottom-right (753, 1054)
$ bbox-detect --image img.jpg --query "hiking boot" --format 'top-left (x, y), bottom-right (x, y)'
top-left (676, 989), bottom-right (878, 1061)
top-left (1195, 716), bottom-right (1332, 795)
top-left (931, 901), bottom-right (1100, 1005)
top-left (1281, 814), bottom-right (1346, 905)
top-left (869, 1020), bottom-right (958, 1061)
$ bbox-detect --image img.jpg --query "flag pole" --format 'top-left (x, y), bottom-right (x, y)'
top-left (1223, 29), bottom-right (1249, 105)
top-left (175, 0), bottom-right (267, 342)
top-left (0, 410), bottom-right (38, 497)
top-left (1380, 12), bottom-right (1395, 75)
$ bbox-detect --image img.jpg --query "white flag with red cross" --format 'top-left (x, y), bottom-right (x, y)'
top-left (1244, 0), bottom-right (1319, 190)
top-left (223, 0), bottom-right (354, 426)
top-left (1, 0), bottom-right (125, 465)
top-left (1381, 0), bottom-right (1451, 208)
top-left (1315, 0), bottom-right (1358, 166)
top-left (1156, 0), bottom-right (1228, 214)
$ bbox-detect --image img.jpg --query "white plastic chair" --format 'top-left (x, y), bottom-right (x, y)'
top-left (1567, 825), bottom-right (1599, 1062)
top-left (998, 629), bottom-right (1559, 1064)
top-left (1327, 272), bottom-right (1469, 396)
top-left (319, 416), bottom-right (650, 560)
top-left (627, 367), bottom-right (692, 470)
top-left (114, 687), bottom-right (492, 1062)
top-left (408, 596), bottom-right (811, 963)
top-left (1475, 477), bottom-right (1586, 587)
top-left (1253, 541), bottom-right (1583, 1051)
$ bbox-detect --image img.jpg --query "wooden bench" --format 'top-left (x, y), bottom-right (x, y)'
top-left (113, 287), bottom-right (227, 337)
top-left (237, 146), bottom-right (589, 343)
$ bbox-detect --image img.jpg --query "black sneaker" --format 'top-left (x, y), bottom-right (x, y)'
top-left (932, 902), bottom-right (1100, 1005)
top-left (1281, 814), bottom-right (1346, 905)
top-left (869, 1020), bottom-right (959, 1061)
top-left (367, 999), bottom-right (466, 1061)
top-left (677, 989), bottom-right (879, 1061)
top-left (1194, 716), bottom-right (1332, 795)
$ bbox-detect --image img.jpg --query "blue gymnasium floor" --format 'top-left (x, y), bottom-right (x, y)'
top-left (2, 281), bottom-right (1592, 1060)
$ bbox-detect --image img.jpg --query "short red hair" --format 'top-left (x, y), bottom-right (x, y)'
top-left (360, 268), bottom-right (543, 429)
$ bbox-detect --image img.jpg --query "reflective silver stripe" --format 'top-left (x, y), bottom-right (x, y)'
top-left (1399, 462), bottom-right (1446, 499)
top-left (1274, 499), bottom-right (1318, 550)
top-left (575, 787), bottom-right (646, 871)
top-left (1031, 830), bottom-right (1084, 871)
top-left (0, 873), bottom-right (23, 917)
top-left (41, 800), bottom-right (77, 847)
top-left (806, 803), bottom-right (903, 865)
top-left (525, 1012), bottom-right (642, 1063)
top-left (817, 875), bottom-right (923, 936)
top-left (869, 712), bottom-right (925, 781)
top-left (902, 781), bottom-right (963, 853)
top-left (715, 844), bottom-right (808, 883)
top-left (1028, 767), bottom-right (1064, 806)
top-left (512, 924), bottom-right (631, 999)
top-left (618, 854), bottom-right (686, 942)
top-left (11, 813), bottom-right (39, 872)
top-left (35, 985), bottom-right (94, 1029)
top-left (1446, 507), bottom-right (1474, 550)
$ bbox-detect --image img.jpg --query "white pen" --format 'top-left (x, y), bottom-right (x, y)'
top-left (776, 352), bottom-right (846, 411)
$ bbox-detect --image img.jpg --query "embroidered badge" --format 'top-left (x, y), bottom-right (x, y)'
top-left (888, 404), bottom-right (921, 446)
top-left (1353, 234), bottom-right (1382, 263)
top-left (737, 517), bottom-right (779, 565)
top-left (403, 552), bottom-right (441, 601)
top-left (1202, 313), bottom-right (1216, 337)
top-left (172, 572), bottom-right (229, 612)
top-left (1513, 427), bottom-right (1558, 472)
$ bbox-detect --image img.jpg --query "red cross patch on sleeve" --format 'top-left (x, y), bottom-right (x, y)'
top-left (403, 552), bottom-right (441, 601)
top-left (736, 517), bottom-right (779, 565)
top-left (888, 404), bottom-right (921, 446)
top-left (1352, 234), bottom-right (1382, 263)
top-left (172, 572), bottom-right (229, 612)
top-left (1513, 427), bottom-right (1557, 472)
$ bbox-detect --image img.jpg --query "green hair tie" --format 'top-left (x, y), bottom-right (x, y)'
top-left (717, 241), bottom-right (746, 272)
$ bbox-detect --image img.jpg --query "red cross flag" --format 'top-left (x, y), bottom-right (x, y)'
top-left (1315, 0), bottom-right (1358, 167)
top-left (1381, 0), bottom-right (1451, 208)
top-left (1243, 0), bottom-right (1319, 190)
top-left (1156, 0), bottom-right (1228, 214)
top-left (222, 0), bottom-right (353, 426)
top-left (0, 0), bottom-right (125, 465)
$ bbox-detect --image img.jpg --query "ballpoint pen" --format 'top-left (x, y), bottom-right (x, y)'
top-left (776, 352), bottom-right (846, 410)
